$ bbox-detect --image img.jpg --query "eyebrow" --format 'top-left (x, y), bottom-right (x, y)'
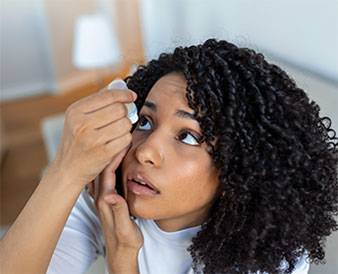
top-left (143, 100), bottom-right (198, 122)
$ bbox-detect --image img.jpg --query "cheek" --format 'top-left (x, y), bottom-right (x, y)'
top-left (167, 160), bottom-right (219, 204)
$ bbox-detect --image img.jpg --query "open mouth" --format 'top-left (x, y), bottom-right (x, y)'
top-left (127, 179), bottom-right (160, 196)
top-left (132, 179), bottom-right (154, 190)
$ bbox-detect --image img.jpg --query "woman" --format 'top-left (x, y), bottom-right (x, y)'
top-left (1, 39), bottom-right (337, 274)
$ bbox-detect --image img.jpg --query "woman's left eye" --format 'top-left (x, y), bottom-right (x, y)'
top-left (177, 132), bottom-right (201, 146)
top-left (135, 115), bottom-right (202, 146)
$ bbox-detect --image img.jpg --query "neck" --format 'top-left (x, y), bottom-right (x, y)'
top-left (154, 205), bottom-right (210, 232)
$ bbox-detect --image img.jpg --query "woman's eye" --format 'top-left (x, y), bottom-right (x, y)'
top-left (135, 115), bottom-right (201, 146)
top-left (136, 115), bottom-right (152, 130)
top-left (177, 132), bottom-right (200, 146)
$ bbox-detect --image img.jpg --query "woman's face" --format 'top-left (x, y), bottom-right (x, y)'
top-left (121, 72), bottom-right (220, 232)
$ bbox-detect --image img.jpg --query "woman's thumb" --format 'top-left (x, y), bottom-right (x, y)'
top-left (107, 143), bottom-right (132, 172)
top-left (99, 143), bottom-right (131, 195)
top-left (104, 193), bottom-right (134, 230)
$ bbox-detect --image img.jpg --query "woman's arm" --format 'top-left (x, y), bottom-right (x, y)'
top-left (108, 247), bottom-right (140, 274)
top-left (46, 189), bottom-right (105, 274)
top-left (0, 164), bottom-right (84, 274)
top-left (0, 87), bottom-right (137, 274)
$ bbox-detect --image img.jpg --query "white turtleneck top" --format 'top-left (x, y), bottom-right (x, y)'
top-left (46, 190), bottom-right (309, 274)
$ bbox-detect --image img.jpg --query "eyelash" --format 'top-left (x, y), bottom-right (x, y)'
top-left (135, 115), bottom-right (203, 146)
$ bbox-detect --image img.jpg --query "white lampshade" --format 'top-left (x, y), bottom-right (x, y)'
top-left (72, 13), bottom-right (121, 69)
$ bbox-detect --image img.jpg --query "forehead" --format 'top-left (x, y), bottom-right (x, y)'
top-left (146, 72), bottom-right (189, 106)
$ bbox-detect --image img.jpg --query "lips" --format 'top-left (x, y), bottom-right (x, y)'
top-left (127, 171), bottom-right (160, 194)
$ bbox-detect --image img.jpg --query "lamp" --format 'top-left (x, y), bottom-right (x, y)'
top-left (72, 13), bottom-right (121, 87)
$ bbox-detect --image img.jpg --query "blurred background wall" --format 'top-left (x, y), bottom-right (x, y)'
top-left (0, 0), bottom-right (56, 99)
top-left (1, 1), bottom-right (337, 274)
top-left (1, 0), bottom-right (337, 100)
top-left (0, 0), bottom-right (144, 100)
top-left (141, 0), bottom-right (338, 81)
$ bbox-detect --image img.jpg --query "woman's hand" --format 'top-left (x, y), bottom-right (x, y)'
top-left (50, 86), bottom-right (137, 187)
top-left (0, 87), bottom-right (139, 274)
top-left (88, 145), bottom-right (143, 274)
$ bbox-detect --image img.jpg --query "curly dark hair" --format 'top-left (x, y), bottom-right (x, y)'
top-left (123, 38), bottom-right (338, 274)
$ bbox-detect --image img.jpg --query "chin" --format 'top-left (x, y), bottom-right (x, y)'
top-left (126, 194), bottom-right (158, 220)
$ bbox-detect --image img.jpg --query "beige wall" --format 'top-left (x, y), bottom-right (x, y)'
top-left (43, 0), bottom-right (97, 81)
top-left (1, 0), bottom-right (145, 100)
top-left (43, 0), bottom-right (145, 93)
top-left (0, 0), bottom-right (56, 101)
top-left (43, 0), bottom-right (109, 92)
top-left (110, 0), bottom-right (145, 67)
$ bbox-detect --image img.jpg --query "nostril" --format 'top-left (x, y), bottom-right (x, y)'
top-left (145, 159), bottom-right (154, 165)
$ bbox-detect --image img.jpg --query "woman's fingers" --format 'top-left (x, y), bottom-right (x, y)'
top-left (106, 144), bottom-right (131, 175)
top-left (104, 194), bottom-right (135, 240)
top-left (78, 89), bottom-right (136, 114)
top-left (97, 169), bottom-right (116, 198)
top-left (85, 103), bottom-right (128, 130)
top-left (52, 85), bottom-right (136, 187)
top-left (97, 144), bottom-right (131, 198)
top-left (104, 194), bottom-right (144, 249)
top-left (94, 142), bottom-right (143, 248)
top-left (94, 144), bottom-right (131, 224)
top-left (96, 117), bottom-right (132, 145)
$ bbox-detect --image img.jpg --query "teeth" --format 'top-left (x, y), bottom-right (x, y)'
top-left (132, 178), bottom-right (155, 191)
top-left (134, 179), bottom-right (146, 185)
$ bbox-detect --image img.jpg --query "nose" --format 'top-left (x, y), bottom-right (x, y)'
top-left (134, 132), bottom-right (163, 167)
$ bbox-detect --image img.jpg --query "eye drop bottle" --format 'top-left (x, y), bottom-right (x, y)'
top-left (107, 79), bottom-right (139, 124)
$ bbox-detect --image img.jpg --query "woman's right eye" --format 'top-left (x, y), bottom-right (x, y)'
top-left (135, 115), bottom-right (152, 131)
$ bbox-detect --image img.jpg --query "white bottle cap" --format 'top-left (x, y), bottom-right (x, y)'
top-left (107, 79), bottom-right (139, 124)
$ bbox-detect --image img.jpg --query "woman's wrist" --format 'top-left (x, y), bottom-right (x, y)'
top-left (107, 246), bottom-right (140, 274)
top-left (44, 161), bottom-right (85, 192)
